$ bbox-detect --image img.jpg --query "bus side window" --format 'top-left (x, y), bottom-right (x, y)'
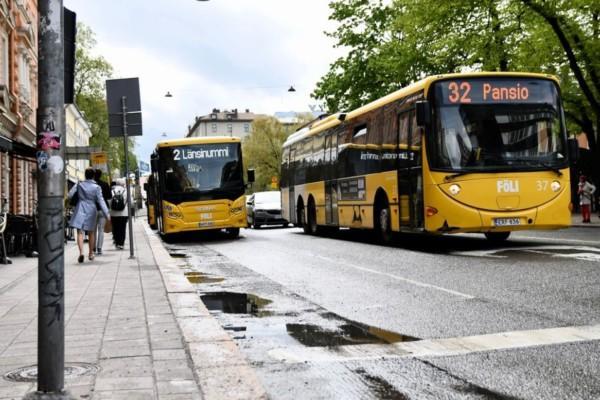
top-left (399, 113), bottom-right (410, 147)
top-left (410, 110), bottom-right (421, 147)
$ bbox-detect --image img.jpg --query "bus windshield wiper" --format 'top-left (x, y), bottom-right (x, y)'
top-left (521, 160), bottom-right (562, 176)
top-left (444, 171), bottom-right (473, 182)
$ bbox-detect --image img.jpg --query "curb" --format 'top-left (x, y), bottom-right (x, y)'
top-left (141, 224), bottom-right (268, 400)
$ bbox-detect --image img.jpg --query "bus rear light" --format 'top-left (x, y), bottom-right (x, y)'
top-left (426, 207), bottom-right (438, 217)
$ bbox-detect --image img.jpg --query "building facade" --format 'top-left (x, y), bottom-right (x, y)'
top-left (0, 0), bottom-right (38, 215)
top-left (186, 109), bottom-right (265, 139)
top-left (65, 104), bottom-right (92, 185)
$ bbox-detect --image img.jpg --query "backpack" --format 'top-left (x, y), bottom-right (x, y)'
top-left (111, 190), bottom-right (126, 211)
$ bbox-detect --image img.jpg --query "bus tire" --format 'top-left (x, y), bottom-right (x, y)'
top-left (150, 222), bottom-right (158, 230)
top-left (304, 198), bottom-right (318, 235)
top-left (484, 231), bottom-right (510, 242)
top-left (375, 198), bottom-right (392, 244)
top-left (226, 228), bottom-right (240, 238)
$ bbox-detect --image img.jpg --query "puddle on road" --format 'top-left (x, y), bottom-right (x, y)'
top-left (169, 252), bottom-right (188, 258)
top-left (201, 292), bottom-right (273, 316)
top-left (287, 322), bottom-right (417, 347)
top-left (184, 272), bottom-right (224, 284)
top-left (355, 369), bottom-right (410, 400)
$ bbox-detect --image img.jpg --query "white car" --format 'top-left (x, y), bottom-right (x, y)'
top-left (246, 191), bottom-right (288, 228)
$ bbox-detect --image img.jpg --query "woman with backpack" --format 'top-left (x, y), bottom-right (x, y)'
top-left (68, 168), bottom-right (111, 263)
top-left (110, 178), bottom-right (129, 250)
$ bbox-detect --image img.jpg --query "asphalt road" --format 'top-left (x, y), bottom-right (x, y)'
top-left (167, 226), bottom-right (600, 399)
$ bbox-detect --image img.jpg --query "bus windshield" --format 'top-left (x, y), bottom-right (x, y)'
top-left (430, 78), bottom-right (568, 172)
top-left (158, 143), bottom-right (243, 200)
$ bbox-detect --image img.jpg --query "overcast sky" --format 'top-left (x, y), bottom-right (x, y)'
top-left (62, 0), bottom-right (342, 168)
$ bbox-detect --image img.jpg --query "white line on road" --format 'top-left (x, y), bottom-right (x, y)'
top-left (314, 254), bottom-right (475, 299)
top-left (268, 324), bottom-right (600, 364)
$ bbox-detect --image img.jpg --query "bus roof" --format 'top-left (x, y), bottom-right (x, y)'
top-left (156, 136), bottom-right (242, 149)
top-left (282, 71), bottom-right (558, 148)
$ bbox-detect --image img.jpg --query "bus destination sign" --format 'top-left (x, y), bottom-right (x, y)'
top-left (437, 78), bottom-right (556, 105)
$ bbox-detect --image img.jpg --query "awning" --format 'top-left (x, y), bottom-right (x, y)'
top-left (0, 135), bottom-right (37, 159)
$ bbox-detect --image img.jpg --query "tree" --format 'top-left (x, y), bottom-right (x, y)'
top-left (74, 24), bottom-right (138, 178)
top-left (243, 117), bottom-right (288, 191)
top-left (313, 0), bottom-right (600, 179)
top-left (243, 115), bottom-right (314, 191)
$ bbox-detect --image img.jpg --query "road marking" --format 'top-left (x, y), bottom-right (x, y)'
top-left (268, 324), bottom-right (600, 363)
top-left (514, 235), bottom-right (600, 245)
top-left (315, 254), bottom-right (475, 299)
top-left (453, 245), bottom-right (600, 262)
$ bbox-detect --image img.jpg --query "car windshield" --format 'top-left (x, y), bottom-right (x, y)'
top-left (254, 191), bottom-right (280, 205)
top-left (430, 78), bottom-right (568, 172)
top-left (159, 143), bottom-right (243, 194)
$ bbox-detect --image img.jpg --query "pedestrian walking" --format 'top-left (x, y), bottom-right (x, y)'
top-left (94, 169), bottom-right (112, 255)
top-left (110, 178), bottom-right (129, 250)
top-left (578, 175), bottom-right (596, 223)
top-left (67, 168), bottom-right (111, 263)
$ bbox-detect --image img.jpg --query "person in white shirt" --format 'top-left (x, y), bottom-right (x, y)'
top-left (109, 178), bottom-right (130, 249)
top-left (578, 175), bottom-right (596, 223)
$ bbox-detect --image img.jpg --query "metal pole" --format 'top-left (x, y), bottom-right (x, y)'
top-left (122, 96), bottom-right (135, 258)
top-left (35, 0), bottom-right (66, 395)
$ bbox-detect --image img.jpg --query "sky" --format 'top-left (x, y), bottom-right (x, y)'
top-left (62, 0), bottom-right (343, 168)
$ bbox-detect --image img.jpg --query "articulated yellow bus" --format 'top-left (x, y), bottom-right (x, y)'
top-left (148, 136), bottom-right (252, 239)
top-left (281, 72), bottom-right (576, 242)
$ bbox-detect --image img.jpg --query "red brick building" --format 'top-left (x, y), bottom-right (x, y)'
top-left (0, 0), bottom-right (38, 215)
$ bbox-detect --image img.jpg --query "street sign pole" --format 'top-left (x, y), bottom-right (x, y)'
top-left (32, 0), bottom-right (68, 397)
top-left (122, 97), bottom-right (135, 259)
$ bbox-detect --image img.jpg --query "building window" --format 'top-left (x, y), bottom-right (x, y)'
top-left (244, 123), bottom-right (250, 133)
top-left (0, 33), bottom-right (8, 87)
top-left (227, 123), bottom-right (233, 134)
top-left (19, 54), bottom-right (31, 102)
top-left (211, 123), bottom-right (217, 133)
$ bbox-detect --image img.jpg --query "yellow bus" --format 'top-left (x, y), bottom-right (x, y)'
top-left (148, 136), bottom-right (253, 239)
top-left (281, 72), bottom-right (577, 242)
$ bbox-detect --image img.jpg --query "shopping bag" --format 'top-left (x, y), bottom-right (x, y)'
top-left (104, 218), bottom-right (112, 234)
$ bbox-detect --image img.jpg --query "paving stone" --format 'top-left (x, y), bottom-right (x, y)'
top-left (152, 349), bottom-right (187, 361)
top-left (94, 389), bottom-right (155, 400)
top-left (94, 376), bottom-right (154, 391)
top-left (154, 360), bottom-right (194, 381)
top-left (156, 379), bottom-right (199, 395)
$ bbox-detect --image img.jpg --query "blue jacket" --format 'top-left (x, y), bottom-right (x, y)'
top-left (68, 179), bottom-right (110, 231)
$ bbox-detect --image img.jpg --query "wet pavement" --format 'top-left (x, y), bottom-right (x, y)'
top-left (162, 224), bottom-right (600, 400)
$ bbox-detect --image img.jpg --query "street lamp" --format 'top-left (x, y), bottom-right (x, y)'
top-left (288, 85), bottom-right (296, 92)
top-left (164, 91), bottom-right (173, 98)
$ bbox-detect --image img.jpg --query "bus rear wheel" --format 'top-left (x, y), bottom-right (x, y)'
top-left (484, 231), bottom-right (510, 242)
top-left (375, 202), bottom-right (392, 244)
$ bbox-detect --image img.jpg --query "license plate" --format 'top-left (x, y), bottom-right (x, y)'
top-left (199, 221), bottom-right (214, 227)
top-left (493, 217), bottom-right (520, 226)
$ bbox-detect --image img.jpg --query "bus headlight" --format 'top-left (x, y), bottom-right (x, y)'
top-left (230, 206), bottom-right (243, 214)
top-left (167, 211), bottom-right (183, 219)
top-left (551, 181), bottom-right (561, 192)
top-left (449, 184), bottom-right (461, 195)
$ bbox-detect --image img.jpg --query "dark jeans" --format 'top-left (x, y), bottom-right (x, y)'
top-left (112, 216), bottom-right (128, 246)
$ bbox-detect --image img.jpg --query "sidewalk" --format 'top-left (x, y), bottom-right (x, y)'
top-left (0, 218), bottom-right (266, 399)
top-left (571, 211), bottom-right (600, 228)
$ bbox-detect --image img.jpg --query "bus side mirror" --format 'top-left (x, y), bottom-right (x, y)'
top-left (568, 138), bottom-right (579, 162)
top-left (150, 158), bottom-right (158, 173)
top-left (143, 183), bottom-right (148, 191)
top-left (416, 101), bottom-right (431, 127)
top-left (247, 169), bottom-right (255, 183)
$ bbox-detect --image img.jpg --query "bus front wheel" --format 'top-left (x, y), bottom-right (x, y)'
top-left (484, 231), bottom-right (510, 242)
top-left (303, 200), bottom-right (318, 235)
top-left (226, 228), bottom-right (240, 238)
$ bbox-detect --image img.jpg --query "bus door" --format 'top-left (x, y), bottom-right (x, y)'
top-left (288, 147), bottom-right (296, 225)
top-left (398, 109), bottom-right (424, 229)
top-left (324, 133), bottom-right (339, 225)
